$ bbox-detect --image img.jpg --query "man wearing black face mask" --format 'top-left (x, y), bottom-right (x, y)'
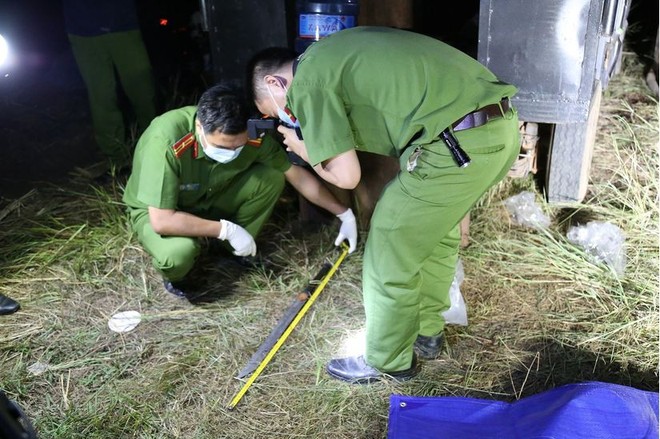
top-left (122, 84), bottom-right (357, 298)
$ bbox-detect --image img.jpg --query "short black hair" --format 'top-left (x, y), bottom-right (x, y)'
top-left (246, 47), bottom-right (298, 103)
top-left (196, 83), bottom-right (249, 135)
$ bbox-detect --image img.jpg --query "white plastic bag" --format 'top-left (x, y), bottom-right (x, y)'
top-left (442, 259), bottom-right (468, 326)
top-left (567, 221), bottom-right (627, 276)
top-left (503, 191), bottom-right (551, 230)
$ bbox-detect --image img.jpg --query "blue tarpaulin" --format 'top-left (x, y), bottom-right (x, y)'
top-left (388, 381), bottom-right (659, 439)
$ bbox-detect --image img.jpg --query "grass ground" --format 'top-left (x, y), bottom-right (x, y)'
top-left (0, 52), bottom-right (657, 438)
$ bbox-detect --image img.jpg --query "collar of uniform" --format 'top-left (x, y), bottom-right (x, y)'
top-left (194, 132), bottom-right (207, 160)
top-left (171, 132), bottom-right (199, 159)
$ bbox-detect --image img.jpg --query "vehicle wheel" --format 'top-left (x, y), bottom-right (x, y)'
top-left (545, 82), bottom-right (602, 203)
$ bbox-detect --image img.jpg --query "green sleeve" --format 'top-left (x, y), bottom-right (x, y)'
top-left (131, 134), bottom-right (181, 210)
top-left (290, 86), bottom-right (355, 167)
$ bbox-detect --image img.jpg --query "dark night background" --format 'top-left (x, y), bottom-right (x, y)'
top-left (0, 0), bottom-right (208, 198)
top-left (0, 0), bottom-right (657, 200)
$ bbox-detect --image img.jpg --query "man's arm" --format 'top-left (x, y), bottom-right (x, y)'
top-left (284, 164), bottom-right (358, 253)
top-left (313, 150), bottom-right (361, 190)
top-left (148, 206), bottom-right (221, 238)
top-left (284, 165), bottom-right (348, 215)
top-left (149, 207), bottom-right (257, 256)
top-left (278, 125), bottom-right (361, 190)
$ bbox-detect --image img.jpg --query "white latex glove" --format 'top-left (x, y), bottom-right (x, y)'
top-left (218, 219), bottom-right (257, 257)
top-left (334, 208), bottom-right (357, 254)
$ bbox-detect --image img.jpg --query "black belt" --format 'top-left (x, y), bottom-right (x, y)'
top-left (436, 98), bottom-right (510, 168)
top-left (452, 97), bottom-right (511, 132)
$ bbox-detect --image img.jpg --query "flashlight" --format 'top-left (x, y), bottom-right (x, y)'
top-left (440, 129), bottom-right (471, 168)
top-left (0, 33), bottom-right (12, 78)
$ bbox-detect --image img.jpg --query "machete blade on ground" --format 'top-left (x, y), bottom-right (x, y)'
top-left (228, 243), bottom-right (349, 410)
top-left (236, 261), bottom-right (332, 379)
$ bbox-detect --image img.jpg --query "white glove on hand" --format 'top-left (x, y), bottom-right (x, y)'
top-left (218, 219), bottom-right (257, 257)
top-left (334, 208), bottom-right (357, 254)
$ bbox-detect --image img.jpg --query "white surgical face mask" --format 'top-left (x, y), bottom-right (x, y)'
top-left (200, 127), bottom-right (244, 163)
top-left (266, 81), bottom-right (300, 128)
top-left (277, 106), bottom-right (300, 128)
top-left (205, 145), bottom-right (243, 163)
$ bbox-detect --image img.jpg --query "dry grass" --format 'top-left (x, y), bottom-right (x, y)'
top-left (0, 52), bottom-right (657, 438)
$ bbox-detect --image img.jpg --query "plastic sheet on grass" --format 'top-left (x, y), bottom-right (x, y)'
top-left (387, 381), bottom-right (658, 439)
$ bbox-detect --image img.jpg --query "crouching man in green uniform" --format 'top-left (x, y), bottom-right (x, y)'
top-left (248, 26), bottom-right (519, 383)
top-left (122, 84), bottom-right (357, 297)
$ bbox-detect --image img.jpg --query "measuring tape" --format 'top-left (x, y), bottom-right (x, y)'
top-left (228, 243), bottom-right (350, 410)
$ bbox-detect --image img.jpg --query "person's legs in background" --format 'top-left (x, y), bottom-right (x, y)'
top-left (110, 30), bottom-right (157, 138)
top-left (68, 33), bottom-right (127, 168)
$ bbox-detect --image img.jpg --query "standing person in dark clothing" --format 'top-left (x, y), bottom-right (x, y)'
top-left (63, 0), bottom-right (157, 171)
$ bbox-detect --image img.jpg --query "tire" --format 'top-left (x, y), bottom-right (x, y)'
top-left (545, 82), bottom-right (603, 203)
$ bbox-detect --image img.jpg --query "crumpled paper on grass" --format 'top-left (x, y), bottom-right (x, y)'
top-left (442, 259), bottom-right (468, 326)
top-left (567, 221), bottom-right (627, 276)
top-left (108, 310), bottom-right (142, 333)
top-left (503, 191), bottom-right (551, 230)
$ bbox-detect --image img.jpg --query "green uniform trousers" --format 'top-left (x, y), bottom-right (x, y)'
top-left (69, 30), bottom-right (156, 166)
top-left (128, 164), bottom-right (285, 282)
top-left (363, 109), bottom-right (519, 372)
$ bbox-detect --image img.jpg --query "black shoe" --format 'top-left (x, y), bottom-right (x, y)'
top-left (325, 354), bottom-right (420, 384)
top-left (414, 333), bottom-right (445, 360)
top-left (0, 294), bottom-right (20, 315)
top-left (163, 280), bottom-right (188, 298)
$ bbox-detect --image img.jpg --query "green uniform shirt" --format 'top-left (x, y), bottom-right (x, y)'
top-left (287, 26), bottom-right (518, 166)
top-left (122, 106), bottom-right (291, 213)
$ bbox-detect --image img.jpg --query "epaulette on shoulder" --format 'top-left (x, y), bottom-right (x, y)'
top-left (246, 139), bottom-right (262, 147)
top-left (172, 133), bottom-right (198, 158)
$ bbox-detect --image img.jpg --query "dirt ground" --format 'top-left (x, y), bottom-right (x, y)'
top-left (0, 0), bottom-right (206, 201)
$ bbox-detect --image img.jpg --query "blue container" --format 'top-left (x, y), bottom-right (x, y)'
top-left (295, 0), bottom-right (360, 53)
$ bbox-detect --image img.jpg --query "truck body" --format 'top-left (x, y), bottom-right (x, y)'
top-left (201, 0), bottom-right (633, 204)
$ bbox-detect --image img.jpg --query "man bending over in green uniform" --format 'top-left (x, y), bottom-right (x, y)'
top-left (122, 84), bottom-right (357, 298)
top-left (248, 26), bottom-right (519, 383)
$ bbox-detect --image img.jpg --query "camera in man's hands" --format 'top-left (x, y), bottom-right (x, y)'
top-left (247, 118), bottom-right (306, 166)
top-left (247, 118), bottom-right (280, 140)
top-left (247, 118), bottom-right (303, 141)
